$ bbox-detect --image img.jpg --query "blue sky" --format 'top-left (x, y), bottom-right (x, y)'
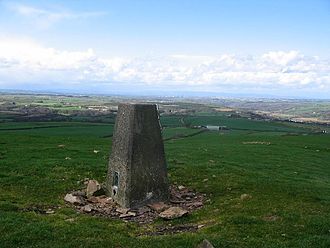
top-left (0, 0), bottom-right (329, 98)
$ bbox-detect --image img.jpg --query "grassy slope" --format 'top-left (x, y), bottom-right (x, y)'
top-left (0, 116), bottom-right (329, 248)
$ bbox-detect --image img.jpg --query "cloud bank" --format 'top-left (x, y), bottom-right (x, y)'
top-left (0, 38), bottom-right (329, 96)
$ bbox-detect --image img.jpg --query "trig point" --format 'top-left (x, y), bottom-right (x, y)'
top-left (106, 103), bottom-right (169, 208)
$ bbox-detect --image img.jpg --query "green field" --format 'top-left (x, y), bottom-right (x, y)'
top-left (0, 115), bottom-right (329, 247)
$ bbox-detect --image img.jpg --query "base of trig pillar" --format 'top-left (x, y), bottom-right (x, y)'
top-left (106, 103), bottom-right (169, 208)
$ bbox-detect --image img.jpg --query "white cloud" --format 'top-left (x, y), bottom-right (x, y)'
top-left (0, 37), bottom-right (329, 95)
top-left (6, 2), bottom-right (106, 29)
top-left (261, 50), bottom-right (302, 66)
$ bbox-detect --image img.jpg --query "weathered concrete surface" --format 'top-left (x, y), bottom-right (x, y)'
top-left (106, 103), bottom-right (169, 208)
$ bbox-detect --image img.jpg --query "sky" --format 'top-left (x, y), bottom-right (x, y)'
top-left (0, 0), bottom-right (329, 98)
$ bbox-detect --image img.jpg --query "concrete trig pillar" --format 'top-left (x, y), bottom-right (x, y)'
top-left (106, 103), bottom-right (169, 208)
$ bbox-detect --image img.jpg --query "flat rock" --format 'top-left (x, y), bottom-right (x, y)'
top-left (86, 180), bottom-right (102, 197)
top-left (87, 196), bottom-right (99, 203)
top-left (197, 239), bottom-right (214, 248)
top-left (148, 202), bottom-right (169, 213)
top-left (81, 205), bottom-right (93, 213)
top-left (97, 196), bottom-right (113, 205)
top-left (64, 193), bottom-right (84, 205)
top-left (119, 211), bottom-right (136, 218)
top-left (159, 207), bottom-right (188, 220)
top-left (116, 207), bottom-right (129, 214)
top-left (87, 195), bottom-right (113, 204)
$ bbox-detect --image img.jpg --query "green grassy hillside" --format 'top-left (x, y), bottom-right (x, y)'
top-left (0, 115), bottom-right (329, 247)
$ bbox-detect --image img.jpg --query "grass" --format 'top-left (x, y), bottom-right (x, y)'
top-left (0, 115), bottom-right (329, 247)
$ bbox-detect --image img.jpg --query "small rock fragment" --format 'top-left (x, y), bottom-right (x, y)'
top-left (203, 178), bottom-right (208, 182)
top-left (197, 239), bottom-right (214, 248)
top-left (127, 211), bottom-right (136, 216)
top-left (81, 205), bottom-right (93, 213)
top-left (119, 211), bottom-right (136, 218)
top-left (45, 209), bottom-right (55, 214)
top-left (148, 202), bottom-right (169, 213)
top-left (86, 180), bottom-right (102, 197)
top-left (64, 193), bottom-right (84, 205)
top-left (178, 185), bottom-right (186, 190)
top-left (159, 207), bottom-right (188, 220)
top-left (240, 194), bottom-right (252, 200)
top-left (116, 207), bottom-right (129, 214)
